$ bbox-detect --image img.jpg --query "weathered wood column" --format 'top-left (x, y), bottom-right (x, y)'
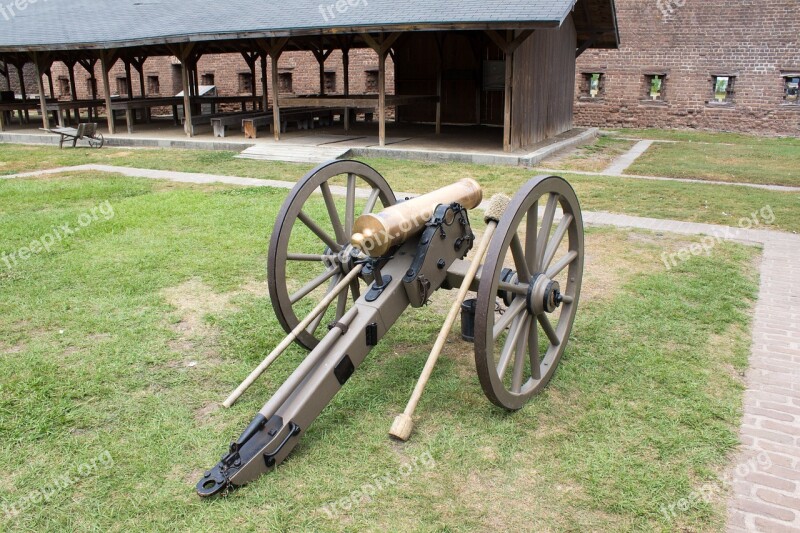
top-left (363, 32), bottom-right (401, 148)
top-left (342, 47), bottom-right (350, 131)
top-left (31, 53), bottom-right (51, 129)
top-left (99, 50), bottom-right (117, 134)
top-left (259, 51), bottom-right (268, 112)
top-left (180, 45), bottom-right (195, 137)
top-left (124, 59), bottom-right (133, 100)
top-left (268, 38), bottom-right (288, 141)
top-left (78, 58), bottom-right (99, 120)
top-left (14, 63), bottom-right (29, 123)
top-left (312, 43), bottom-right (332, 96)
top-left (485, 30), bottom-right (533, 152)
top-left (435, 34), bottom-right (446, 135)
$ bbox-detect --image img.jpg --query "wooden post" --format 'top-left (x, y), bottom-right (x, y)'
top-left (268, 38), bottom-right (288, 141)
top-left (100, 50), bottom-right (116, 135)
top-left (378, 50), bottom-right (386, 147)
top-left (32, 54), bottom-right (50, 129)
top-left (503, 44), bottom-right (513, 152)
top-left (15, 64), bottom-right (29, 122)
top-left (271, 52), bottom-right (281, 140)
top-left (484, 29), bottom-right (533, 153)
top-left (240, 52), bottom-right (259, 111)
top-left (46, 70), bottom-right (55, 99)
top-left (79, 58), bottom-right (99, 121)
top-left (342, 48), bottom-right (350, 131)
top-left (180, 48), bottom-right (193, 137)
top-left (435, 35), bottom-right (444, 135)
top-left (260, 52), bottom-right (268, 111)
top-left (67, 62), bottom-right (77, 100)
top-left (124, 59), bottom-right (133, 100)
top-left (362, 33), bottom-right (401, 148)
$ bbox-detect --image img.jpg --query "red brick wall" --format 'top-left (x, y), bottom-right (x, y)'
top-left (46, 49), bottom-right (393, 104)
top-left (575, 0), bottom-right (800, 136)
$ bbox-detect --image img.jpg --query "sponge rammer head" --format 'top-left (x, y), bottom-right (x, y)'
top-left (484, 194), bottom-right (511, 224)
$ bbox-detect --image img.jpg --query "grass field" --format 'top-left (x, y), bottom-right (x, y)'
top-left (0, 171), bottom-right (760, 531)
top-left (540, 136), bottom-right (636, 173)
top-left (1, 144), bottom-right (798, 234)
top-left (604, 128), bottom-right (800, 187)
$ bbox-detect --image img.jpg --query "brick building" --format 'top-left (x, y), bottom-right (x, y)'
top-left (1, 51), bottom-right (391, 105)
top-left (575, 0), bottom-right (800, 135)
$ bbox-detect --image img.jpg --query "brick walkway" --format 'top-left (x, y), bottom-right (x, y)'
top-left (6, 164), bottom-right (800, 530)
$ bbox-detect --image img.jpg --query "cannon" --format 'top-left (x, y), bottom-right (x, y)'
top-left (196, 160), bottom-right (584, 497)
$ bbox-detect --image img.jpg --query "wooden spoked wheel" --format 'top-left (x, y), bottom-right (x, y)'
top-left (88, 133), bottom-right (104, 149)
top-left (268, 160), bottom-right (396, 350)
top-left (474, 176), bottom-right (584, 410)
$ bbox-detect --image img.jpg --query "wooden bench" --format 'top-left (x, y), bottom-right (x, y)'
top-left (212, 110), bottom-right (271, 138)
top-left (242, 108), bottom-right (341, 139)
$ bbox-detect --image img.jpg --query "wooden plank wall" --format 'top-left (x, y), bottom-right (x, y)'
top-left (395, 32), bottom-right (490, 125)
top-left (510, 15), bottom-right (577, 149)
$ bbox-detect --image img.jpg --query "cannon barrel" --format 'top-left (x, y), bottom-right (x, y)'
top-left (351, 178), bottom-right (483, 257)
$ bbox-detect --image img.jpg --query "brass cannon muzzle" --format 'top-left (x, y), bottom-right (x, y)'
top-left (351, 178), bottom-right (483, 257)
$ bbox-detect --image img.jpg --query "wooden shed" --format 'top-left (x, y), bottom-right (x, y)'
top-left (0, 0), bottom-right (618, 152)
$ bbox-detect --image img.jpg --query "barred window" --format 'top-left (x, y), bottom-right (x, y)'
top-left (784, 76), bottom-right (799, 104)
top-left (582, 73), bottom-right (604, 98)
top-left (712, 76), bottom-right (735, 103)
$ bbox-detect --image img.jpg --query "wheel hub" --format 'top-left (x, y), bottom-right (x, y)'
top-left (527, 274), bottom-right (562, 315)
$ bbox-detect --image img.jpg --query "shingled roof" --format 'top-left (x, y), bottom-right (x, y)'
top-left (0, 0), bottom-right (618, 53)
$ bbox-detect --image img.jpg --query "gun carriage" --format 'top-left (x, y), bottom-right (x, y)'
top-left (197, 160), bottom-right (584, 497)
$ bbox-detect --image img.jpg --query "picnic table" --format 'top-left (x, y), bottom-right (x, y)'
top-left (0, 98), bottom-right (53, 131)
top-left (45, 99), bottom-right (106, 127)
top-left (108, 97), bottom-right (183, 134)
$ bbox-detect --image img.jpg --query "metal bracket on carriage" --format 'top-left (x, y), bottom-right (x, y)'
top-left (403, 202), bottom-right (475, 308)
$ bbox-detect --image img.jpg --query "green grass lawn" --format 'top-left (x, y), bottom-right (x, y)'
top-left (606, 127), bottom-right (800, 146)
top-left (542, 136), bottom-right (636, 173)
top-left (1, 144), bottom-right (799, 233)
top-left (600, 128), bottom-right (800, 187)
top-left (626, 141), bottom-right (800, 187)
top-left (0, 173), bottom-right (759, 531)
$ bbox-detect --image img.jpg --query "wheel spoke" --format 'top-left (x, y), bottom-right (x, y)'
top-left (529, 319), bottom-right (541, 380)
top-left (320, 181), bottom-right (345, 243)
top-left (510, 234), bottom-right (530, 283)
top-left (289, 267), bottom-right (338, 304)
top-left (335, 284), bottom-right (348, 320)
top-left (497, 313), bottom-right (527, 378)
top-left (345, 173), bottom-right (356, 238)
top-left (546, 250), bottom-right (578, 278)
top-left (511, 315), bottom-right (530, 393)
top-left (525, 201), bottom-right (538, 274)
top-left (535, 194), bottom-right (558, 271)
top-left (287, 253), bottom-right (337, 262)
top-left (307, 308), bottom-right (327, 336)
top-left (493, 298), bottom-right (526, 341)
top-left (541, 214), bottom-right (573, 272)
top-left (538, 314), bottom-right (560, 346)
top-left (349, 278), bottom-right (361, 302)
top-left (298, 211), bottom-right (342, 252)
top-left (363, 187), bottom-right (381, 215)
